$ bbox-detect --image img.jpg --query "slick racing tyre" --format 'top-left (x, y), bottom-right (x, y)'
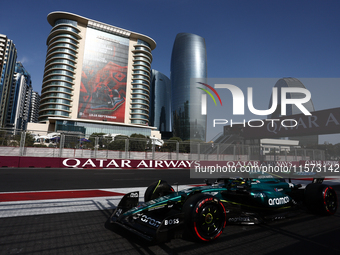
top-left (144, 180), bottom-right (175, 202)
top-left (304, 183), bottom-right (338, 215)
top-left (183, 193), bottom-right (226, 242)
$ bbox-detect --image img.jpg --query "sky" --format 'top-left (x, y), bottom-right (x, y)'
top-left (1, 0), bottom-right (340, 144)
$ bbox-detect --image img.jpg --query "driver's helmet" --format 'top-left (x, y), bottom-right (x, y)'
top-left (228, 178), bottom-right (250, 189)
top-left (233, 178), bottom-right (246, 185)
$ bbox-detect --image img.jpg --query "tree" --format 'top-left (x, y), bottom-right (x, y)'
top-left (24, 132), bottom-right (35, 147)
top-left (13, 132), bottom-right (35, 147)
top-left (107, 135), bottom-right (128, 151)
top-left (162, 137), bottom-right (182, 152)
top-left (88, 132), bottom-right (109, 150)
top-left (129, 133), bottom-right (148, 152)
top-left (0, 130), bottom-right (8, 146)
top-left (306, 142), bottom-right (340, 160)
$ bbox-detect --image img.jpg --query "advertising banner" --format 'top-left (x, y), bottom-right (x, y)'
top-left (78, 28), bottom-right (129, 122)
top-left (238, 107), bottom-right (340, 139)
top-left (1, 156), bottom-right (338, 179)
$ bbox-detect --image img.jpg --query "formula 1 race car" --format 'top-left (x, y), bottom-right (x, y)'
top-left (109, 173), bottom-right (338, 242)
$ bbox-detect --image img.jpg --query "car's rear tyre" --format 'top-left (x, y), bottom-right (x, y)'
top-left (183, 193), bottom-right (226, 242)
top-left (304, 183), bottom-right (338, 215)
top-left (144, 180), bottom-right (175, 202)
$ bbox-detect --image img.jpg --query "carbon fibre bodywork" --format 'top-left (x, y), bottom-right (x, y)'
top-left (109, 175), bottom-right (338, 242)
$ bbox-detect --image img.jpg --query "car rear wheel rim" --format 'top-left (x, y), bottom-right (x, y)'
top-left (324, 187), bottom-right (338, 214)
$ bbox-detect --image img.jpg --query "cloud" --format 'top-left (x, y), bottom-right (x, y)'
top-left (18, 56), bottom-right (29, 64)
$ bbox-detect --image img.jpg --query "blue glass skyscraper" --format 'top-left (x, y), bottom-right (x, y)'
top-left (170, 33), bottom-right (207, 141)
top-left (149, 70), bottom-right (172, 137)
top-left (7, 62), bottom-right (32, 130)
top-left (0, 34), bottom-right (17, 127)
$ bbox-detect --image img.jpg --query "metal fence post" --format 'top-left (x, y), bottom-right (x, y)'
top-left (125, 138), bottom-right (129, 159)
top-left (59, 134), bottom-right (65, 157)
top-left (94, 136), bottom-right (99, 158)
top-left (19, 131), bottom-right (26, 156)
top-left (168, 141), bottom-right (172, 160)
top-left (233, 145), bottom-right (236, 161)
top-left (152, 141), bottom-right (155, 160)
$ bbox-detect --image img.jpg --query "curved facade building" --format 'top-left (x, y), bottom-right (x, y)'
top-left (39, 18), bottom-right (80, 120)
top-left (149, 70), bottom-right (171, 136)
top-left (268, 77), bottom-right (318, 145)
top-left (130, 40), bottom-right (153, 125)
top-left (170, 33), bottom-right (207, 141)
top-left (37, 12), bottom-right (158, 138)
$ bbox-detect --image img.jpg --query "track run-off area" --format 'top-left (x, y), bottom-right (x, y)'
top-left (1, 168), bottom-right (340, 255)
top-left (0, 185), bottom-right (198, 218)
top-left (1, 180), bottom-right (340, 219)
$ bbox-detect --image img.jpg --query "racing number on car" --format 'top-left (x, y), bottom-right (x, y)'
top-left (129, 192), bottom-right (138, 198)
top-left (115, 208), bottom-right (122, 217)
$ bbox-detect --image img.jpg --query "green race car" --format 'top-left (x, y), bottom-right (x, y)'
top-left (110, 174), bottom-right (338, 242)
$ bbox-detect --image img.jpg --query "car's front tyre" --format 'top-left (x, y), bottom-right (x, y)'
top-left (144, 180), bottom-right (175, 202)
top-left (183, 193), bottom-right (227, 242)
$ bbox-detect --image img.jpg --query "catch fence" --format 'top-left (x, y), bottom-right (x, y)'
top-left (0, 128), bottom-right (325, 161)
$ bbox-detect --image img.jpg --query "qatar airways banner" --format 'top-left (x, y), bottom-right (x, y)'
top-left (0, 156), bottom-right (196, 169)
top-left (1, 157), bottom-right (339, 178)
top-left (62, 158), bottom-right (196, 169)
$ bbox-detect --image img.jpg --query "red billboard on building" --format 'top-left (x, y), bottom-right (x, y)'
top-left (77, 28), bottom-right (129, 123)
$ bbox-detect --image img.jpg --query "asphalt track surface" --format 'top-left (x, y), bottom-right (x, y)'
top-left (1, 168), bottom-right (340, 255)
